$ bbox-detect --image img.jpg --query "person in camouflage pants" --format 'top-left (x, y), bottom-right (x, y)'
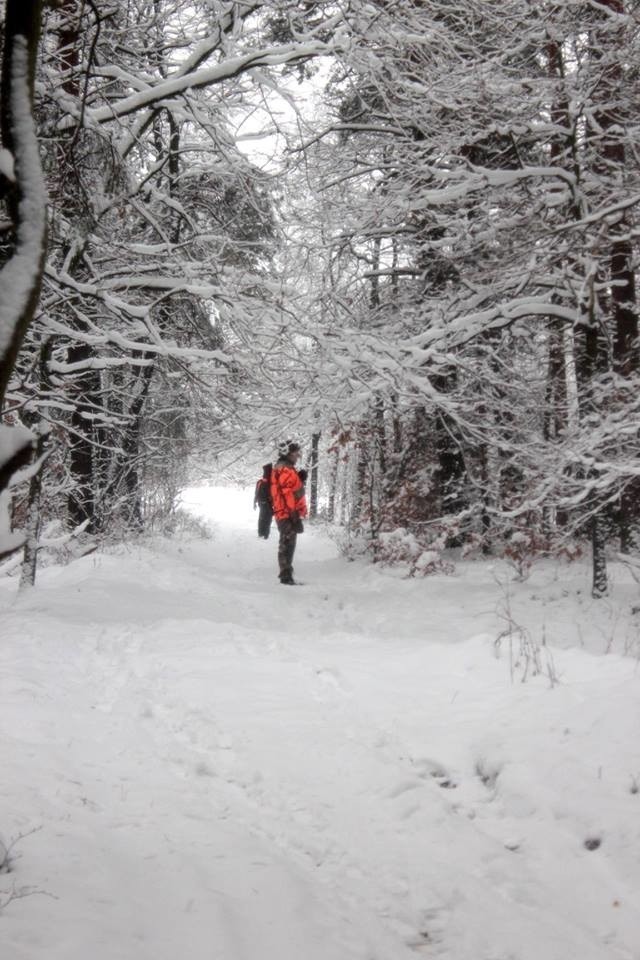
top-left (270, 442), bottom-right (307, 585)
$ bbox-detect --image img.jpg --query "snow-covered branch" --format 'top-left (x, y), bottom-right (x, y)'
top-left (59, 39), bottom-right (341, 129)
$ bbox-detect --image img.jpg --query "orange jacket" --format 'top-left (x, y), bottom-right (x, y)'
top-left (270, 461), bottom-right (308, 521)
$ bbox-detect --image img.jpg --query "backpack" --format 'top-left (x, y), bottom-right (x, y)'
top-left (255, 478), bottom-right (271, 506)
top-left (254, 462), bottom-right (273, 508)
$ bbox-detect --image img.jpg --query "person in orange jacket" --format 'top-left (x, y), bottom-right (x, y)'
top-left (270, 440), bottom-right (308, 585)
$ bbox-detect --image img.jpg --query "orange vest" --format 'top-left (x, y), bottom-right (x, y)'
top-left (270, 461), bottom-right (308, 521)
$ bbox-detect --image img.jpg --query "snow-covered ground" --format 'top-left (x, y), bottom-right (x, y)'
top-left (1, 486), bottom-right (640, 960)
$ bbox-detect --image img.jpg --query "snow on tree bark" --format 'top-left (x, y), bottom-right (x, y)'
top-left (0, 1), bottom-right (46, 558)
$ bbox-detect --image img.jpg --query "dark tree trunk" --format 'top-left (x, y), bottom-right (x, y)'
top-left (0, 0), bottom-right (46, 558)
top-left (592, 0), bottom-right (639, 552)
top-left (390, 394), bottom-right (402, 455)
top-left (591, 2), bottom-right (632, 259)
top-left (432, 370), bottom-right (466, 539)
top-left (542, 321), bottom-right (568, 537)
top-left (0, 0), bottom-right (46, 405)
top-left (352, 425), bottom-right (368, 524)
top-left (105, 358), bottom-right (155, 530)
top-left (327, 448), bottom-right (338, 522)
top-left (543, 324), bottom-right (568, 444)
top-left (435, 422), bottom-right (466, 516)
top-left (374, 395), bottom-right (386, 478)
top-left (479, 443), bottom-right (492, 555)
top-left (591, 514), bottom-right (608, 598)
top-left (369, 238), bottom-right (387, 493)
top-left (48, 2), bottom-right (103, 533)
top-left (574, 284), bottom-right (610, 595)
top-left (543, 32), bottom-right (576, 537)
top-left (19, 423), bottom-right (46, 589)
top-left (67, 340), bottom-right (101, 531)
top-left (309, 431), bottom-right (320, 519)
top-left (167, 109), bottom-right (182, 244)
top-left (19, 338), bottom-right (53, 587)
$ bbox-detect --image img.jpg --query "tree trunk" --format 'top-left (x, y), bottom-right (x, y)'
top-left (390, 394), bottom-right (402, 455)
top-left (67, 339), bottom-right (101, 531)
top-left (19, 337), bottom-right (52, 587)
top-left (352, 423), bottom-right (368, 524)
top-left (108, 358), bottom-right (155, 531)
top-left (591, 0), bottom-right (639, 551)
top-left (19, 421), bottom-right (46, 589)
top-left (0, 0), bottom-right (46, 404)
top-left (326, 445), bottom-right (338, 522)
top-left (542, 320), bottom-right (568, 539)
top-left (374, 395), bottom-right (386, 478)
top-left (339, 455), bottom-right (349, 526)
top-left (543, 322), bottom-right (568, 445)
top-left (574, 274), bottom-right (611, 596)
top-left (479, 443), bottom-right (492, 555)
top-left (0, 0), bottom-right (46, 557)
top-left (309, 430), bottom-right (320, 519)
top-left (591, 0), bottom-right (637, 374)
top-left (433, 369), bottom-right (466, 540)
top-left (591, 514), bottom-right (608, 598)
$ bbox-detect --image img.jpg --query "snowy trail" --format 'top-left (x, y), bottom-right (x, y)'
top-left (2, 488), bottom-right (640, 960)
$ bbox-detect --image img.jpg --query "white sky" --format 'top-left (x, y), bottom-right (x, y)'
top-left (232, 61), bottom-right (332, 171)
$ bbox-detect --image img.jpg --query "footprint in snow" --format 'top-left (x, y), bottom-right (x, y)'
top-left (407, 908), bottom-right (447, 954)
top-left (584, 836), bottom-right (602, 851)
top-left (410, 757), bottom-right (458, 790)
top-left (313, 666), bottom-right (348, 694)
top-left (387, 779), bottom-right (423, 799)
top-left (474, 757), bottom-right (502, 790)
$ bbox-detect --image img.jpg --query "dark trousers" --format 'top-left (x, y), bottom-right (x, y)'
top-left (276, 518), bottom-right (297, 581)
top-left (258, 503), bottom-right (273, 539)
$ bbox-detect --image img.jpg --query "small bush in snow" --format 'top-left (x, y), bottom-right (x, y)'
top-left (503, 528), bottom-right (582, 580)
top-left (329, 524), bottom-right (368, 561)
top-left (153, 507), bottom-right (215, 540)
top-left (373, 527), bottom-right (454, 576)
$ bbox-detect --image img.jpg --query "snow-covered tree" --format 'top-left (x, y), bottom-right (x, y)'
top-left (277, 0), bottom-right (640, 594)
top-left (0, 0), bottom-right (46, 560)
